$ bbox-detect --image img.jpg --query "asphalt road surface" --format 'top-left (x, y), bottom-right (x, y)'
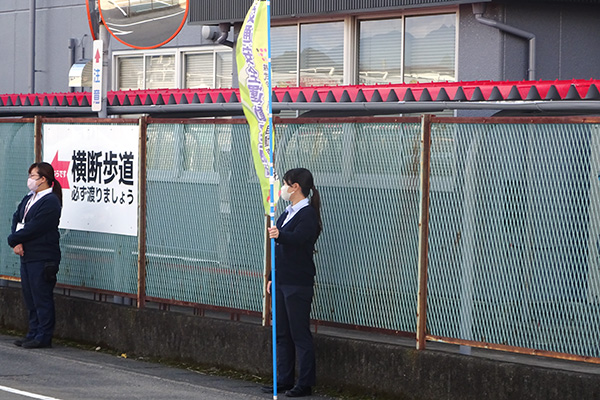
top-left (0, 334), bottom-right (332, 400)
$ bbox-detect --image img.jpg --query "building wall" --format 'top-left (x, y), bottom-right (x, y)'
top-left (0, 1), bottom-right (89, 94)
top-left (0, 1), bottom-right (207, 95)
top-left (458, 2), bottom-right (600, 82)
top-left (457, 4), bottom-right (504, 82)
top-left (0, 2), bottom-right (598, 95)
top-left (503, 2), bottom-right (600, 81)
top-left (0, 1), bottom-right (38, 94)
top-left (462, 2), bottom-right (600, 82)
top-left (188, 0), bottom-right (485, 24)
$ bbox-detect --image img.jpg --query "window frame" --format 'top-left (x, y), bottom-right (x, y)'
top-left (270, 6), bottom-right (459, 86)
top-left (113, 48), bottom-right (179, 91)
top-left (112, 7), bottom-right (459, 89)
top-left (357, 9), bottom-right (458, 86)
top-left (112, 45), bottom-right (234, 91)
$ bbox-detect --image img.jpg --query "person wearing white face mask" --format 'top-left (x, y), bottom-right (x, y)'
top-left (7, 162), bottom-right (62, 349)
top-left (263, 168), bottom-right (322, 398)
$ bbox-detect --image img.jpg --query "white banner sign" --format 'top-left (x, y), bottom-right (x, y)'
top-left (92, 40), bottom-right (103, 112)
top-left (43, 124), bottom-right (139, 236)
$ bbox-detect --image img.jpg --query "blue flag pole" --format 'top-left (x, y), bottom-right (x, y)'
top-left (266, 1), bottom-right (277, 399)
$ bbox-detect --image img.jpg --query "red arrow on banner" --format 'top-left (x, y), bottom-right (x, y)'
top-left (51, 151), bottom-right (70, 189)
top-left (95, 49), bottom-right (101, 63)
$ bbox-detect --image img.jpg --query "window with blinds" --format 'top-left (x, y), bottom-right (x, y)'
top-left (215, 51), bottom-right (233, 88)
top-left (118, 56), bottom-right (144, 90)
top-left (272, 25), bottom-right (298, 87)
top-left (184, 50), bottom-right (233, 89)
top-left (359, 19), bottom-right (403, 85)
top-left (145, 54), bottom-right (176, 89)
top-left (299, 22), bottom-right (344, 87)
top-left (185, 53), bottom-right (215, 88)
top-left (404, 14), bottom-right (456, 83)
top-left (114, 12), bottom-right (456, 91)
top-left (116, 49), bottom-right (233, 90)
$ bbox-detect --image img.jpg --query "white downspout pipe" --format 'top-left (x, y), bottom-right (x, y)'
top-left (473, 3), bottom-right (536, 81)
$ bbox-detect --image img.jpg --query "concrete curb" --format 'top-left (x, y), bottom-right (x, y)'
top-left (1, 287), bottom-right (599, 400)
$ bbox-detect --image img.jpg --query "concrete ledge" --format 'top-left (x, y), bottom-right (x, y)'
top-left (1, 287), bottom-right (599, 400)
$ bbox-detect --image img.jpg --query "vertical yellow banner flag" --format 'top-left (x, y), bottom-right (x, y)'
top-left (236, 0), bottom-right (274, 214)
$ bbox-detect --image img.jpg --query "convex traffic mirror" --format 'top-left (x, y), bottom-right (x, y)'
top-left (97, 0), bottom-right (188, 49)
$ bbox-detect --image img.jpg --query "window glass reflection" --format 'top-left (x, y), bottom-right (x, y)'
top-left (404, 14), bottom-right (456, 83)
top-left (145, 54), bottom-right (176, 89)
top-left (185, 53), bottom-right (214, 88)
top-left (300, 22), bottom-right (344, 86)
top-left (216, 52), bottom-right (233, 88)
top-left (359, 19), bottom-right (402, 85)
top-left (272, 26), bottom-right (298, 87)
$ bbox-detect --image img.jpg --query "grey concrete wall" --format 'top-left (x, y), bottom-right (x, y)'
top-left (506, 2), bottom-right (600, 81)
top-left (458, 4), bottom-right (505, 82)
top-left (460, 2), bottom-right (600, 82)
top-left (1, 286), bottom-right (600, 400)
top-left (0, 2), bottom-right (35, 94)
top-left (556, 4), bottom-right (600, 80)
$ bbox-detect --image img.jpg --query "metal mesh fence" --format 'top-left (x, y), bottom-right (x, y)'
top-left (0, 122), bottom-right (35, 278)
top-left (144, 120), bottom-right (423, 329)
top-left (145, 123), bottom-right (264, 311)
top-left (43, 123), bottom-right (139, 295)
top-left (276, 121), bottom-right (421, 331)
top-left (4, 117), bottom-right (600, 361)
top-left (427, 122), bottom-right (600, 358)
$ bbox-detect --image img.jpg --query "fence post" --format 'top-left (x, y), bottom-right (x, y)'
top-left (262, 215), bottom-right (271, 327)
top-left (34, 115), bottom-right (42, 162)
top-left (416, 114), bottom-right (433, 350)
top-left (137, 116), bottom-right (148, 308)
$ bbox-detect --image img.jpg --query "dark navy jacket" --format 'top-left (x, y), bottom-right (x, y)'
top-left (275, 205), bottom-right (319, 286)
top-left (8, 192), bottom-right (62, 263)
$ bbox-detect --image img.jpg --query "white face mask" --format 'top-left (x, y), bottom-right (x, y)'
top-left (280, 184), bottom-right (294, 201)
top-left (27, 177), bottom-right (40, 192)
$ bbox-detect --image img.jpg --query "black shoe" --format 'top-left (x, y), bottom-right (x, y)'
top-left (13, 338), bottom-right (28, 347)
top-left (21, 339), bottom-right (52, 349)
top-left (261, 383), bottom-right (294, 394)
top-left (285, 385), bottom-right (312, 397)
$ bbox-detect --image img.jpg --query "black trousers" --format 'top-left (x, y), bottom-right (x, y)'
top-left (20, 260), bottom-right (58, 345)
top-left (275, 284), bottom-right (316, 387)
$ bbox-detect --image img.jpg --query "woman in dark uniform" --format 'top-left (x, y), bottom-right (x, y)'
top-left (7, 162), bottom-right (62, 349)
top-left (265, 168), bottom-right (322, 398)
